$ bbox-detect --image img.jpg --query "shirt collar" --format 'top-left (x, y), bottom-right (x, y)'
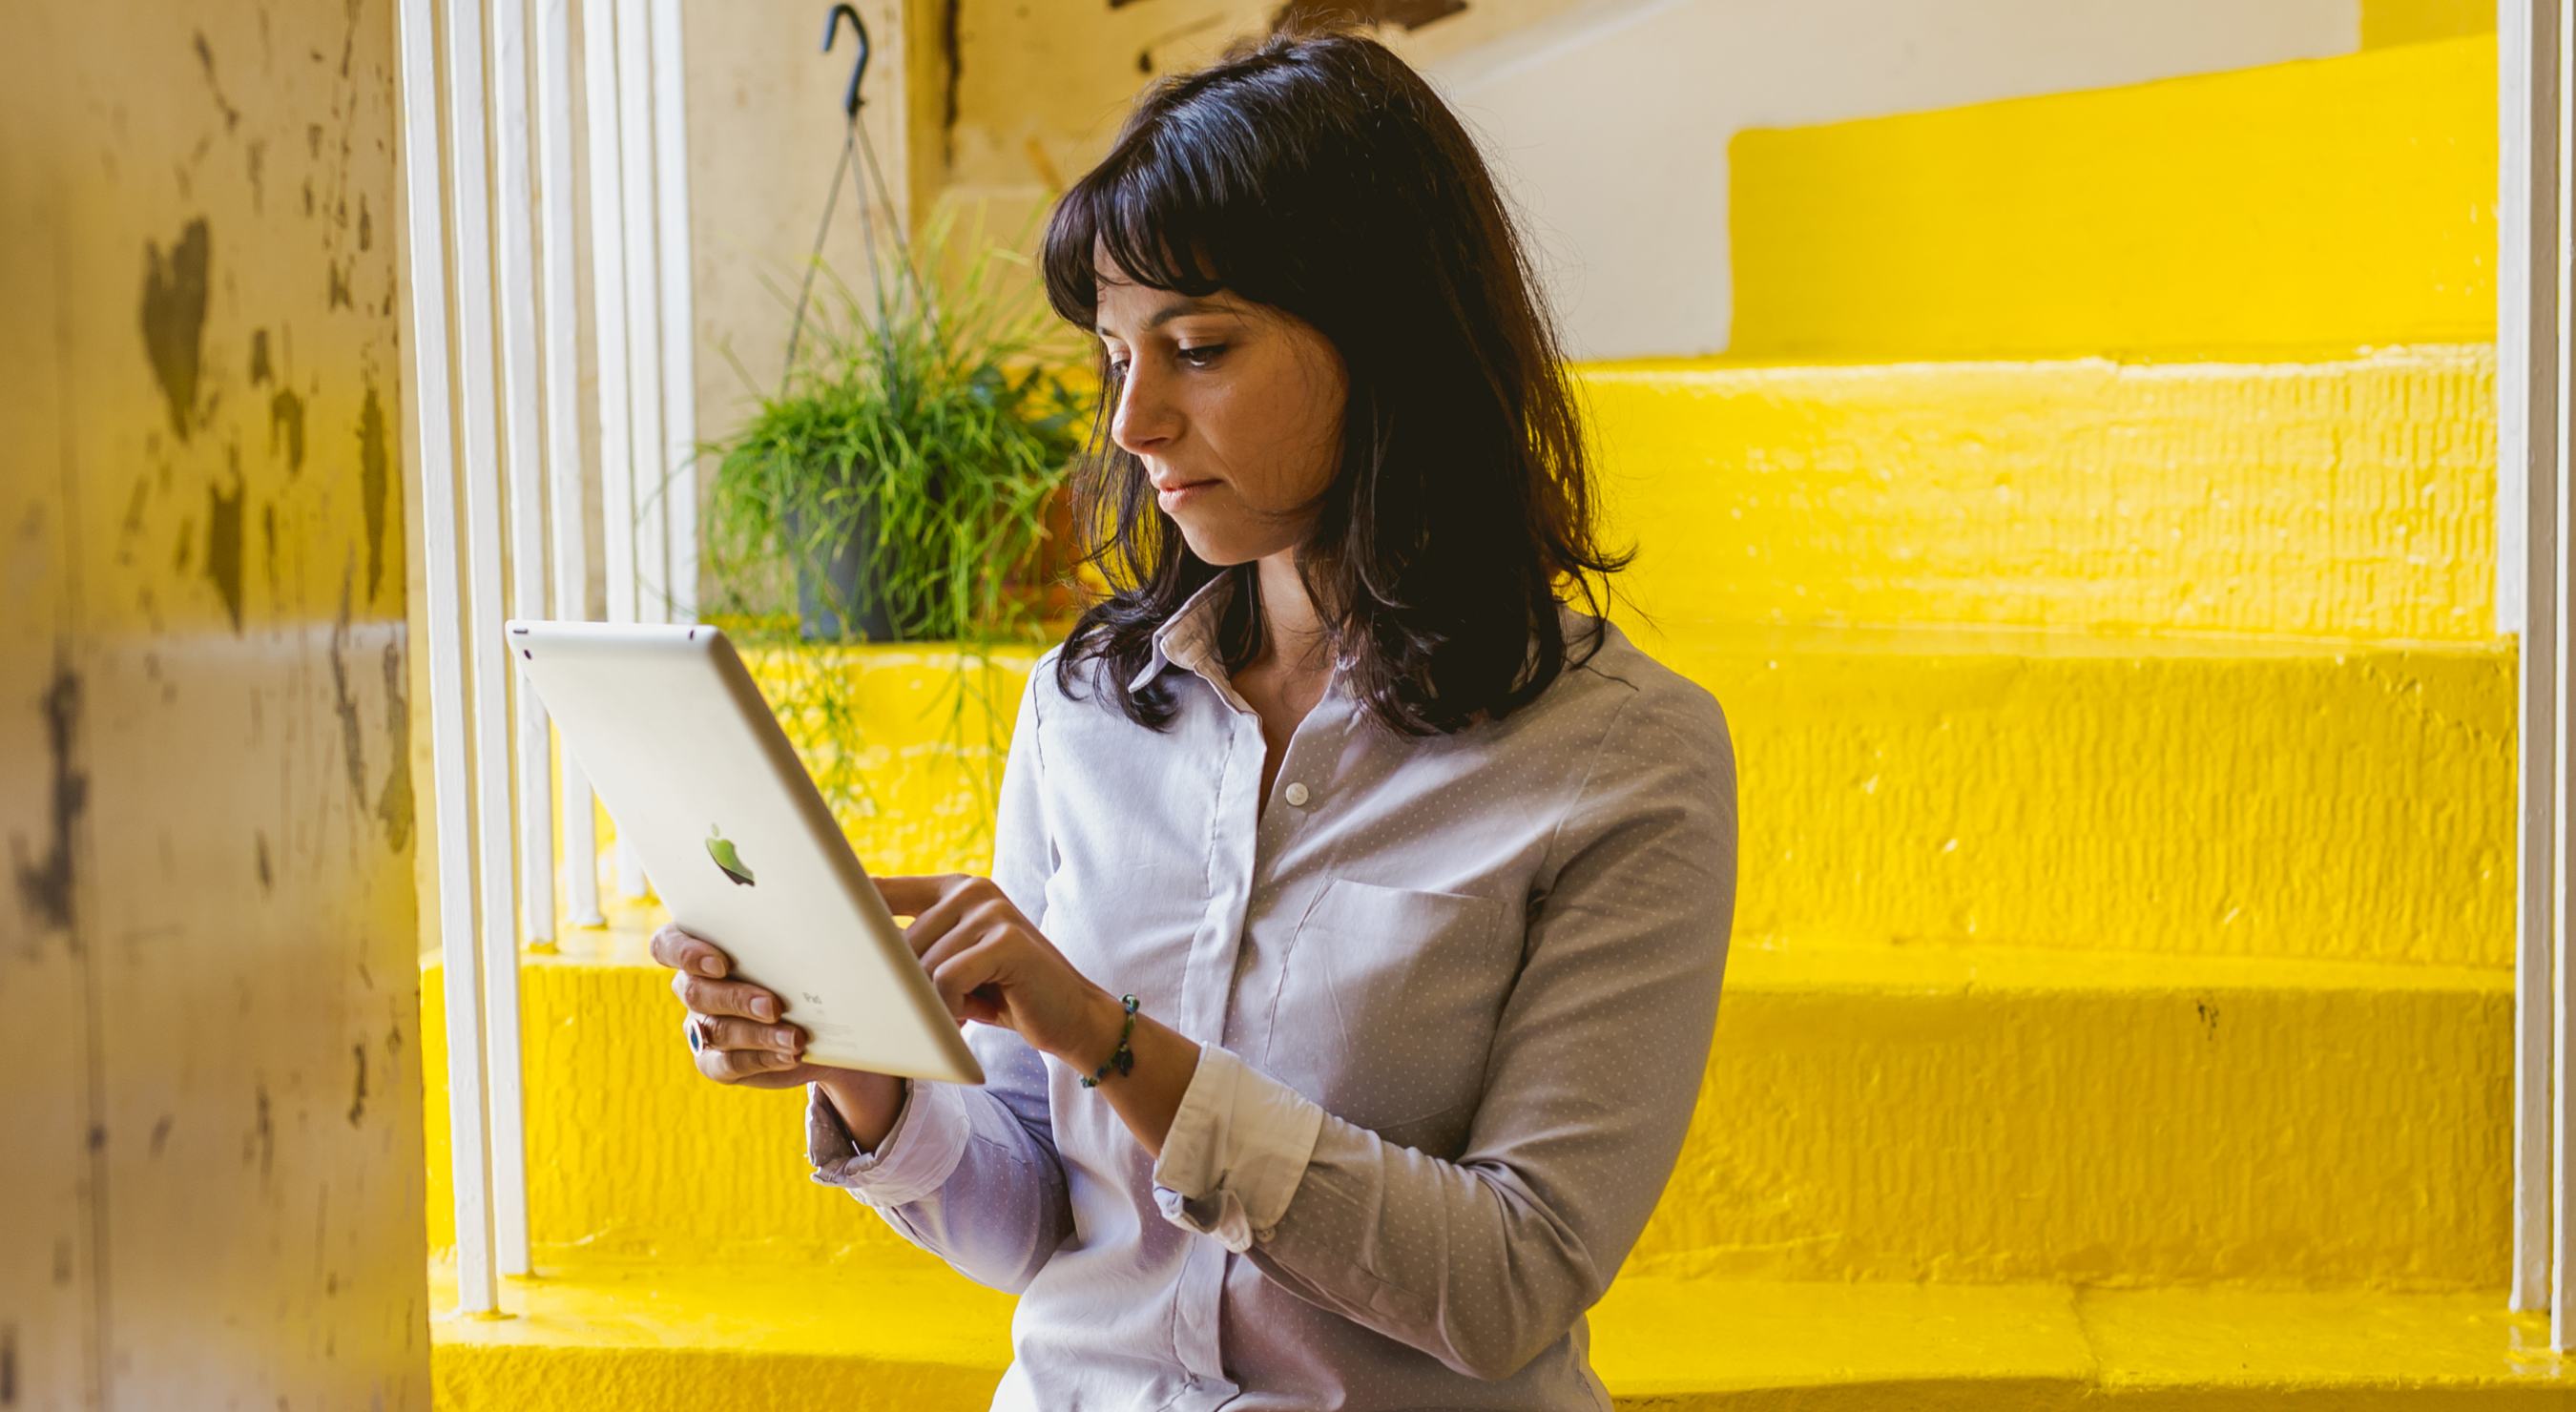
top-left (1128, 574), bottom-right (1238, 694)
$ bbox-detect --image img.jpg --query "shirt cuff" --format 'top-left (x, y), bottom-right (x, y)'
top-left (1150, 1045), bottom-right (1325, 1253)
top-left (805, 1078), bottom-right (971, 1206)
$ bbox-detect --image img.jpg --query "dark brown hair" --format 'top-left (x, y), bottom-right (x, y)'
top-left (1042, 25), bottom-right (1624, 735)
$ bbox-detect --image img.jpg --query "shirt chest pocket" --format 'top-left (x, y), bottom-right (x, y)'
top-left (1278, 878), bottom-right (1517, 1148)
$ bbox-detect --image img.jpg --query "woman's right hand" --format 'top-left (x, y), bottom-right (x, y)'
top-left (648, 923), bottom-right (905, 1147)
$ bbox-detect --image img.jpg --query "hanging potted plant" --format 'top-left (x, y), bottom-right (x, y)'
top-left (704, 214), bottom-right (1084, 645)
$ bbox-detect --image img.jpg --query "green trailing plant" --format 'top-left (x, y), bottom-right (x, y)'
top-left (700, 212), bottom-right (1084, 845)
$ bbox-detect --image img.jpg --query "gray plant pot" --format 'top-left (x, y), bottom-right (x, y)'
top-left (785, 502), bottom-right (904, 643)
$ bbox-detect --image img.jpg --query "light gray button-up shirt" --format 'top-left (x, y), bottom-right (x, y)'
top-left (807, 581), bottom-right (1737, 1410)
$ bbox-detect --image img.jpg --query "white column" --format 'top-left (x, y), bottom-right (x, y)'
top-left (2509, 0), bottom-right (2564, 1319)
top-left (496, 0), bottom-right (558, 973)
top-left (446, 0), bottom-right (534, 1289)
top-left (616, 0), bottom-right (667, 630)
top-left (613, 0), bottom-right (661, 899)
top-left (397, 0), bottom-right (496, 1318)
top-left (582, 0), bottom-right (651, 901)
top-left (537, 0), bottom-right (605, 927)
top-left (651, 0), bottom-right (698, 625)
top-left (2555, 0), bottom-right (2576, 1353)
top-left (582, 0), bottom-right (635, 631)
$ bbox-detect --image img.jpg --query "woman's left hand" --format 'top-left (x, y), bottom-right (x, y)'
top-left (876, 874), bottom-right (1129, 1071)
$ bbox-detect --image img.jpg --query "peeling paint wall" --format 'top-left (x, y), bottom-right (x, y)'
top-left (0, 1), bottom-right (429, 1408)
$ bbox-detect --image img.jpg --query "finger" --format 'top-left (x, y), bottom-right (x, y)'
top-left (671, 970), bottom-right (787, 1022)
top-left (874, 874), bottom-right (965, 921)
top-left (696, 1042), bottom-right (801, 1084)
top-left (649, 923), bottom-right (733, 980)
top-left (897, 879), bottom-right (1008, 960)
top-left (926, 934), bottom-right (1014, 1022)
top-left (912, 899), bottom-right (1018, 977)
top-left (697, 1014), bottom-right (805, 1056)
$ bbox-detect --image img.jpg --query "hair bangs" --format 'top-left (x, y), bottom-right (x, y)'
top-left (1040, 102), bottom-right (1268, 329)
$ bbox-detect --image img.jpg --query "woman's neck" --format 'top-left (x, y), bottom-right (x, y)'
top-left (1251, 550), bottom-right (1329, 674)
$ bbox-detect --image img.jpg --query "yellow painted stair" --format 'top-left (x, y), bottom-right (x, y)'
top-left (425, 916), bottom-right (2508, 1287)
top-left (430, 1254), bottom-right (2575, 1410)
top-left (1583, 347), bottom-right (2497, 644)
top-left (1727, 35), bottom-right (2496, 362)
top-left (712, 635), bottom-right (2517, 978)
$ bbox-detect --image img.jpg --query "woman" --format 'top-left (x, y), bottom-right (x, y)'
top-left (652, 25), bottom-right (1736, 1410)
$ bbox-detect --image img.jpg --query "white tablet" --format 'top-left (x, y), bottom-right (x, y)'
top-left (506, 619), bottom-right (984, 1085)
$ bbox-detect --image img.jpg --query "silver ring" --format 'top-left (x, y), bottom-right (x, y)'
top-left (684, 1013), bottom-right (708, 1053)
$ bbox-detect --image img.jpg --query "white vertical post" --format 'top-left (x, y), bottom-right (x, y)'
top-left (582, 0), bottom-right (636, 630)
top-left (497, 0), bottom-right (558, 975)
top-left (537, 0), bottom-right (605, 927)
top-left (2510, 0), bottom-right (2564, 1319)
top-left (446, 0), bottom-right (535, 1287)
top-left (651, 0), bottom-right (698, 625)
top-left (581, 0), bottom-right (651, 900)
top-left (2558, 0), bottom-right (2576, 1340)
top-left (613, 0), bottom-right (660, 898)
top-left (398, 0), bottom-right (497, 1318)
top-left (617, 0), bottom-right (669, 630)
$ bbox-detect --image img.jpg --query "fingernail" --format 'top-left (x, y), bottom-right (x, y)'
top-left (775, 1028), bottom-right (798, 1049)
top-left (754, 997), bottom-right (776, 1021)
top-left (697, 958), bottom-right (724, 978)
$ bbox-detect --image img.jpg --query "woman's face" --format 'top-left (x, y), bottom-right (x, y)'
top-left (1095, 255), bottom-right (1349, 568)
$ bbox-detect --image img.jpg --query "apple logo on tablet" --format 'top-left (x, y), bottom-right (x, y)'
top-left (706, 826), bottom-right (757, 886)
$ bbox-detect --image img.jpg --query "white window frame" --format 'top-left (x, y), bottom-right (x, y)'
top-left (395, 0), bottom-right (696, 1314)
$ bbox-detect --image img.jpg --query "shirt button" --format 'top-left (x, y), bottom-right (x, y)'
top-left (1283, 782), bottom-right (1311, 807)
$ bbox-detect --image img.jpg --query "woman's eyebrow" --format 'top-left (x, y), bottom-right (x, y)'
top-left (1097, 296), bottom-right (1230, 338)
top-left (1145, 298), bottom-right (1227, 329)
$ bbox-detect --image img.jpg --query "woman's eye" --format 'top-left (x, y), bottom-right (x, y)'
top-left (1177, 343), bottom-right (1227, 367)
top-left (1105, 355), bottom-right (1131, 379)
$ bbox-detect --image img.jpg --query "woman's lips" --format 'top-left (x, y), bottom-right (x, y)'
top-left (1154, 479), bottom-right (1216, 507)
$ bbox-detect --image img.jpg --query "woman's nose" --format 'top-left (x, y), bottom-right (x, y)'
top-left (1111, 357), bottom-right (1177, 456)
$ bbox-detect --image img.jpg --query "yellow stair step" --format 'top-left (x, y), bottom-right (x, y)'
top-left (428, 1254), bottom-right (2571, 1411)
top-left (424, 927), bottom-right (2508, 1288)
top-left (1727, 35), bottom-right (2495, 360)
top-left (1672, 627), bottom-right (2511, 972)
top-left (1582, 346), bottom-right (2496, 643)
top-left (1640, 935), bottom-right (2505, 1288)
top-left (669, 635), bottom-right (2513, 974)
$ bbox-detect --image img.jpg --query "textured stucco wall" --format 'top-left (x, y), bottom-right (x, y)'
top-left (683, 0), bottom-right (922, 456)
top-left (0, 1), bottom-right (429, 1406)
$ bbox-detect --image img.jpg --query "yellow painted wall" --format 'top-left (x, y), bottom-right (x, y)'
top-left (737, 645), bottom-right (1036, 878)
top-left (0, 0), bottom-right (427, 1405)
top-left (1731, 37), bottom-right (2496, 361)
top-left (1587, 347), bottom-right (2497, 642)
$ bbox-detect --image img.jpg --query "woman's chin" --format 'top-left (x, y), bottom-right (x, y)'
top-left (1173, 526), bottom-right (1261, 570)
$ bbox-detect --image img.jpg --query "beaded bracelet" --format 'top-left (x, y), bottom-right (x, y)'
top-left (1081, 994), bottom-right (1141, 1089)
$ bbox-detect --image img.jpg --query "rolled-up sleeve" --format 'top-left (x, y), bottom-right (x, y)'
top-left (1152, 1045), bottom-right (1328, 1251)
top-left (808, 1078), bottom-right (970, 1205)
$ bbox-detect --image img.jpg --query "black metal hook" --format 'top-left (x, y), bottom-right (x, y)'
top-left (822, 4), bottom-right (870, 119)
